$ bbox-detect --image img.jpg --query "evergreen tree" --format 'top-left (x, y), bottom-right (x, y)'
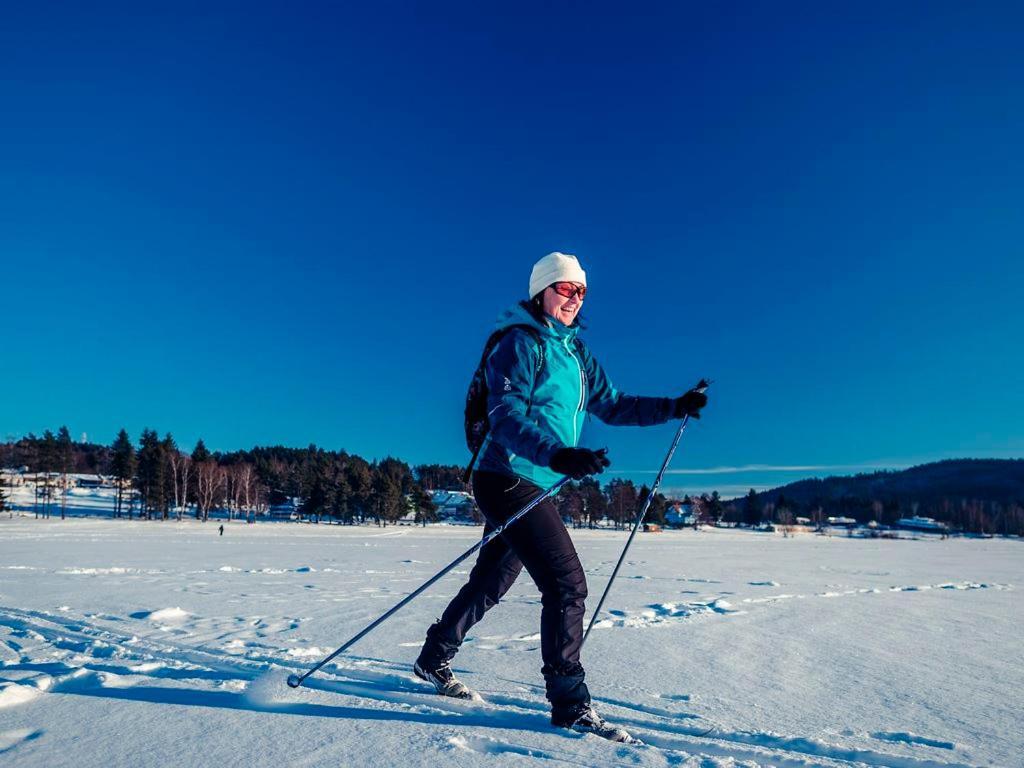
top-left (346, 457), bottom-right (373, 523)
top-left (414, 464), bottom-right (468, 491)
top-left (110, 429), bottom-right (136, 519)
top-left (411, 484), bottom-right (437, 526)
top-left (299, 445), bottom-right (325, 523)
top-left (191, 439), bottom-right (211, 465)
top-left (330, 459), bottom-right (352, 524)
top-left (627, 485), bottom-right (669, 527)
top-left (136, 429), bottom-right (165, 519)
top-left (743, 489), bottom-right (760, 527)
top-left (707, 490), bottom-right (724, 523)
top-left (579, 477), bottom-right (607, 528)
top-left (377, 457), bottom-right (414, 495)
top-left (300, 470), bottom-right (329, 522)
top-left (373, 458), bottom-right (413, 525)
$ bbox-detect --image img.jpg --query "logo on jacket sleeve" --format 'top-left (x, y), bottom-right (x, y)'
top-left (503, 377), bottom-right (512, 392)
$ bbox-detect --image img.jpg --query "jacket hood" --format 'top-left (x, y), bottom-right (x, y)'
top-left (494, 301), bottom-right (579, 342)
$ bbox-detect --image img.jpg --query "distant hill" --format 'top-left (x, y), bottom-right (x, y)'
top-left (726, 459), bottom-right (1024, 535)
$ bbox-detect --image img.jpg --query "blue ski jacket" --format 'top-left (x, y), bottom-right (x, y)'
top-left (475, 302), bottom-right (676, 488)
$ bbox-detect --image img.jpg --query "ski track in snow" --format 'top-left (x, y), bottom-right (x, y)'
top-left (0, 597), bottom-right (988, 768)
top-left (453, 576), bottom-right (1009, 644)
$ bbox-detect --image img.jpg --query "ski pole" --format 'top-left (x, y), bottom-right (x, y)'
top-left (286, 474), bottom-right (572, 689)
top-left (581, 379), bottom-right (710, 648)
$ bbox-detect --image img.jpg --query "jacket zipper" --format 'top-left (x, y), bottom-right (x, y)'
top-left (566, 337), bottom-right (585, 445)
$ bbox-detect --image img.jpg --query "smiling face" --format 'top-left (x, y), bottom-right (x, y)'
top-left (541, 282), bottom-right (585, 326)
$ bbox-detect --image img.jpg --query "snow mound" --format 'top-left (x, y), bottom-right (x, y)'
top-left (709, 598), bottom-right (739, 613)
top-left (0, 682), bottom-right (42, 709)
top-left (241, 671), bottom-right (292, 707)
top-left (135, 607), bottom-right (190, 622)
top-left (285, 646), bottom-right (327, 658)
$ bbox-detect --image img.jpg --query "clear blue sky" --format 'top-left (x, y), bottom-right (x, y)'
top-left (2, 2), bottom-right (1022, 496)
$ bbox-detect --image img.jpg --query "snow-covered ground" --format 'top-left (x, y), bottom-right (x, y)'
top-left (0, 516), bottom-right (1019, 767)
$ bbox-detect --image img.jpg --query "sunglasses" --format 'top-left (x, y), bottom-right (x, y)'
top-left (551, 282), bottom-right (587, 300)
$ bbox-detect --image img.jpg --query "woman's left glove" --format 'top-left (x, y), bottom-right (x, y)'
top-left (549, 447), bottom-right (611, 480)
top-left (672, 387), bottom-right (708, 419)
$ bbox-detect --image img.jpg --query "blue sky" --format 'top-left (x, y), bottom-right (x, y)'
top-left (2, 2), bottom-right (1022, 496)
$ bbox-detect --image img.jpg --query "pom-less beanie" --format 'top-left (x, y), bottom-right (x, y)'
top-left (528, 252), bottom-right (587, 299)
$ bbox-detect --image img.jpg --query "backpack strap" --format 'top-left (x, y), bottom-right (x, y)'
top-left (486, 324), bottom-right (546, 391)
top-left (462, 325), bottom-right (545, 484)
top-left (518, 325), bottom-right (546, 379)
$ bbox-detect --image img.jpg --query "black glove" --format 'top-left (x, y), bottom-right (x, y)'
top-left (672, 387), bottom-right (708, 419)
top-left (549, 447), bottom-right (611, 480)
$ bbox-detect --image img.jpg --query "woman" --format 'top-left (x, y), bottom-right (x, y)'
top-left (414, 251), bottom-right (707, 742)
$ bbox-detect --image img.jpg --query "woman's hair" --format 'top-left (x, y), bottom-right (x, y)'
top-left (524, 295), bottom-right (547, 323)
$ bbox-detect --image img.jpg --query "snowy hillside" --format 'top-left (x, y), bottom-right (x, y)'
top-left (0, 518), bottom-right (1019, 767)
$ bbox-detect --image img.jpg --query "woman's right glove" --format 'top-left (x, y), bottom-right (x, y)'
top-left (549, 447), bottom-right (611, 479)
top-left (672, 387), bottom-right (708, 419)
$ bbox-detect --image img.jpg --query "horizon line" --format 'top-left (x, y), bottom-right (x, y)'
top-left (621, 462), bottom-right (909, 475)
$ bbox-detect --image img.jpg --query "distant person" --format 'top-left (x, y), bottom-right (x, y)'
top-left (218, 524), bottom-right (224, 536)
top-left (413, 252), bottom-right (707, 742)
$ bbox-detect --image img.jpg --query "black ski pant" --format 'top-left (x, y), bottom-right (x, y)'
top-left (417, 471), bottom-right (590, 719)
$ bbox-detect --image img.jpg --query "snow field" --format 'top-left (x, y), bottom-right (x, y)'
top-left (0, 517), bottom-right (1020, 767)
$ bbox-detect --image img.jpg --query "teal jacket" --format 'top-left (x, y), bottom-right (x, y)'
top-left (475, 302), bottom-right (676, 488)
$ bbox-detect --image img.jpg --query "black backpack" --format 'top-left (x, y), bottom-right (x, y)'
top-left (462, 324), bottom-right (545, 483)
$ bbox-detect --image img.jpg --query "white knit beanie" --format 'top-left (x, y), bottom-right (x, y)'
top-left (528, 252), bottom-right (587, 299)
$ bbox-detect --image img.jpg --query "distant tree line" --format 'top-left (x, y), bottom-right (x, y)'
top-left (5, 434), bottom-right (1021, 536)
top-left (2, 431), bottom-right (702, 529)
top-left (721, 459), bottom-right (1024, 536)
top-left (554, 478), bottom-right (712, 529)
top-left (1, 430), bottom-right (454, 526)
top-left (1, 427), bottom-right (76, 520)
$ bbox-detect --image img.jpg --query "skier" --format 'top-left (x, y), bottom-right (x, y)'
top-left (219, 524), bottom-right (224, 536)
top-left (413, 252), bottom-right (707, 742)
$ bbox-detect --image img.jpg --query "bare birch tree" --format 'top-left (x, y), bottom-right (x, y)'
top-left (229, 464), bottom-right (248, 521)
top-left (236, 463), bottom-right (264, 523)
top-left (195, 461), bottom-right (224, 522)
top-left (169, 451), bottom-right (192, 522)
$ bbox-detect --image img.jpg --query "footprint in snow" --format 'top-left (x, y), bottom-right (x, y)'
top-left (871, 731), bottom-right (955, 750)
top-left (0, 728), bottom-right (44, 755)
top-left (446, 734), bottom-right (557, 759)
